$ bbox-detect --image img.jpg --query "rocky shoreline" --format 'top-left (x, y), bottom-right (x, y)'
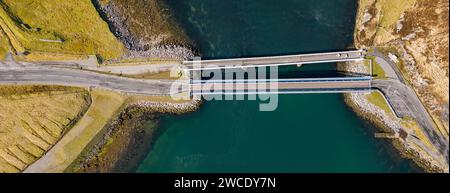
top-left (339, 62), bottom-right (445, 173)
top-left (91, 0), bottom-right (195, 62)
top-left (63, 0), bottom-right (203, 173)
top-left (344, 92), bottom-right (444, 173)
top-left (354, 0), bottom-right (449, 170)
top-left (67, 99), bottom-right (201, 172)
top-left (340, 0), bottom-right (450, 173)
top-left (67, 0), bottom-right (446, 173)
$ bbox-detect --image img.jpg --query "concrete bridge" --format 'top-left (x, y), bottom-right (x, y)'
top-left (190, 77), bottom-right (372, 95)
top-left (0, 50), bottom-right (370, 96)
top-left (183, 50), bottom-right (365, 71)
top-left (185, 49), bottom-right (369, 95)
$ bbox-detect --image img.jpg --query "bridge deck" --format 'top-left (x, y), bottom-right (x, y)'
top-left (190, 77), bottom-right (372, 95)
top-left (183, 50), bottom-right (365, 70)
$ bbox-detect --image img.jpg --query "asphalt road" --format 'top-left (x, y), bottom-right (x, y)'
top-left (370, 54), bottom-right (449, 164)
top-left (370, 49), bottom-right (406, 84)
top-left (1, 67), bottom-right (372, 96)
top-left (0, 67), bottom-right (177, 95)
top-left (1, 49), bottom-right (447, 166)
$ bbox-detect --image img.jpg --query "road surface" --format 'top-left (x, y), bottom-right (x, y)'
top-left (370, 53), bottom-right (449, 164)
top-left (2, 49), bottom-right (447, 168)
top-left (183, 50), bottom-right (365, 70)
top-left (191, 77), bottom-right (371, 94)
top-left (0, 68), bottom-right (176, 95)
top-left (373, 79), bottom-right (449, 163)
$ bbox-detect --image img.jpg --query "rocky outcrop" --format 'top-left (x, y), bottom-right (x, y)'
top-left (91, 0), bottom-right (195, 61)
top-left (68, 99), bottom-right (201, 172)
top-left (134, 99), bottom-right (202, 114)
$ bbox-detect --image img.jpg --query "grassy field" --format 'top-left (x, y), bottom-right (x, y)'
top-left (0, 29), bottom-right (10, 59)
top-left (376, 0), bottom-right (416, 28)
top-left (366, 90), bottom-right (394, 117)
top-left (373, 0), bottom-right (417, 43)
top-left (355, 0), bottom-right (417, 46)
top-left (59, 89), bottom-right (126, 171)
top-left (25, 88), bottom-right (192, 172)
top-left (22, 89), bottom-right (125, 172)
top-left (0, 85), bottom-right (90, 172)
top-left (0, 0), bottom-right (124, 60)
top-left (0, 85), bottom-right (85, 96)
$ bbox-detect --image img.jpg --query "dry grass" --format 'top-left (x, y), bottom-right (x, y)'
top-left (373, 0), bottom-right (416, 44)
top-left (0, 0), bottom-right (124, 60)
top-left (0, 6), bottom-right (25, 53)
top-left (0, 85), bottom-right (89, 173)
top-left (377, 0), bottom-right (416, 28)
top-left (354, 0), bottom-right (417, 45)
top-left (356, 0), bottom-right (449, 140)
top-left (19, 52), bottom-right (89, 62)
top-left (107, 58), bottom-right (181, 66)
top-left (124, 71), bottom-right (181, 80)
top-left (63, 90), bottom-right (124, 149)
top-left (401, 117), bottom-right (435, 150)
top-left (26, 89), bottom-right (191, 172)
top-left (366, 90), bottom-right (394, 117)
top-left (432, 114), bottom-right (449, 140)
top-left (0, 29), bottom-right (10, 59)
top-left (33, 89), bottom-right (126, 172)
top-left (0, 85), bottom-right (84, 96)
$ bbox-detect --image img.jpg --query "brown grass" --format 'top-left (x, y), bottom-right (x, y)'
top-left (0, 85), bottom-right (90, 172)
top-left (123, 71), bottom-right (181, 80)
top-left (355, 0), bottom-right (449, 139)
top-left (0, 0), bottom-right (124, 60)
top-left (0, 28), bottom-right (10, 59)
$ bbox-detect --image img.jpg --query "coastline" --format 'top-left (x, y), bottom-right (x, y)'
top-left (91, 0), bottom-right (195, 62)
top-left (67, 99), bottom-right (202, 172)
top-left (343, 0), bottom-right (447, 173)
top-left (342, 91), bottom-right (432, 172)
top-left (28, 0), bottom-right (444, 173)
top-left (71, 0), bottom-right (436, 173)
top-left (62, 0), bottom-right (201, 173)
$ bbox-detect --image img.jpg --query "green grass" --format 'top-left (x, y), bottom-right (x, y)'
top-left (365, 56), bottom-right (386, 79)
top-left (366, 90), bottom-right (394, 117)
top-left (0, 0), bottom-right (124, 60)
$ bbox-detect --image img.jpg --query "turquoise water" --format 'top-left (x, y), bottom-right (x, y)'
top-left (136, 0), bottom-right (418, 172)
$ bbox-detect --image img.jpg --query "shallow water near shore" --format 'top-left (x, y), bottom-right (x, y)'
top-left (136, 0), bottom-right (419, 172)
